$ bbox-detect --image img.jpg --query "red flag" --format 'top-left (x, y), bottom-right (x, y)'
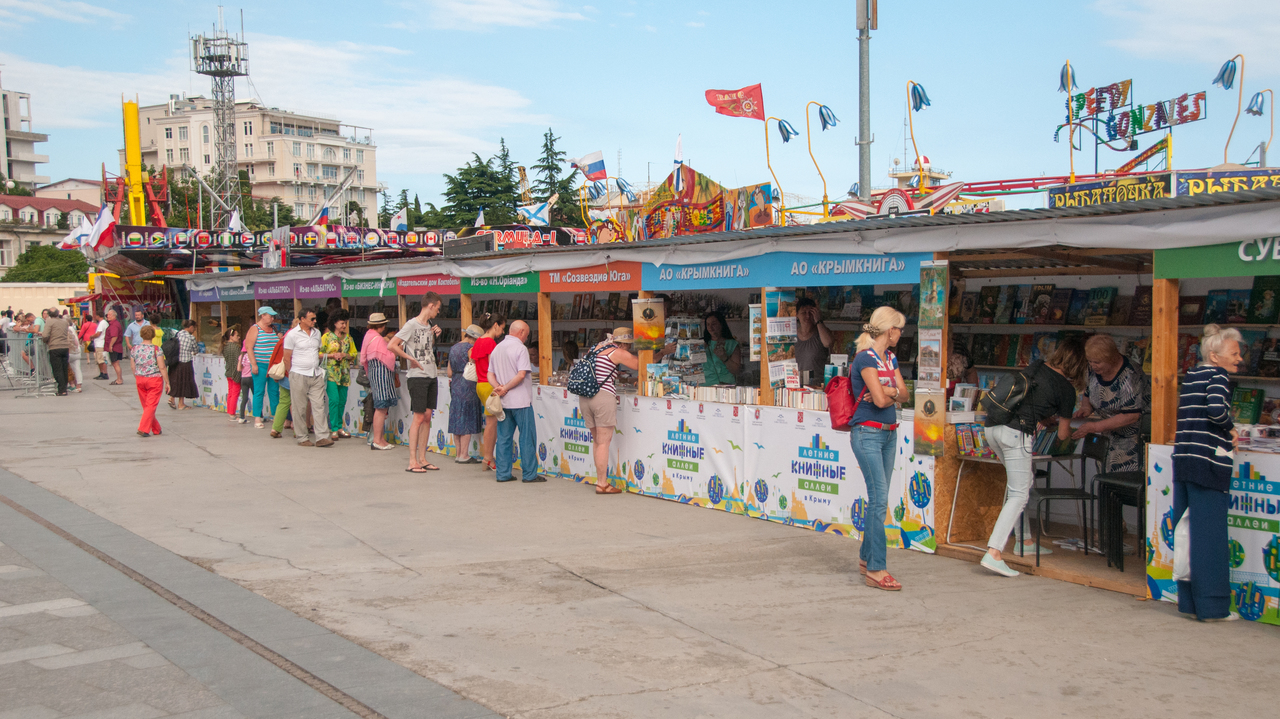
top-left (705, 84), bottom-right (765, 121)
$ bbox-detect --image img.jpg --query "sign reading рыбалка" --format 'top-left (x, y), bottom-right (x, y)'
top-left (641, 251), bottom-right (929, 290)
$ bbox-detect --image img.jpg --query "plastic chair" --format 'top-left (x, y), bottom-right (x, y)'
top-left (1093, 418), bottom-right (1149, 572)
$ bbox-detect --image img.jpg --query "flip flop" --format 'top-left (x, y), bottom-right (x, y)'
top-left (865, 573), bottom-right (902, 591)
top-left (421, 463), bottom-right (441, 471)
top-left (405, 467), bottom-right (429, 473)
top-left (595, 485), bottom-right (623, 494)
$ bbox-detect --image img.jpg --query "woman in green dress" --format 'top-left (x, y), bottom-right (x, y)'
top-left (701, 311), bottom-right (742, 385)
top-left (320, 310), bottom-right (358, 438)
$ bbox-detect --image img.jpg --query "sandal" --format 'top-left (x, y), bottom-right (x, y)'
top-left (865, 573), bottom-right (902, 591)
top-left (595, 484), bottom-right (623, 494)
top-left (859, 561), bottom-right (867, 576)
top-left (405, 467), bottom-right (429, 474)
top-left (483, 459), bottom-right (496, 471)
top-left (421, 463), bottom-right (441, 471)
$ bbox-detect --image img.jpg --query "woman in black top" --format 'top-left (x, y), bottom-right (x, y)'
top-left (980, 338), bottom-right (1087, 577)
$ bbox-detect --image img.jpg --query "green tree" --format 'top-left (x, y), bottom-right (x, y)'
top-left (529, 129), bottom-right (583, 227)
top-left (1, 244), bottom-right (89, 283)
top-left (440, 153), bottom-right (521, 226)
top-left (0, 173), bottom-right (34, 196)
top-left (378, 192), bottom-right (392, 228)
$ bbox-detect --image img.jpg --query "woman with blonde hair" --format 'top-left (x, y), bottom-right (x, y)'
top-left (1172, 324), bottom-right (1241, 621)
top-left (1072, 334), bottom-right (1149, 473)
top-left (980, 336), bottom-right (1088, 577)
top-left (848, 306), bottom-right (908, 590)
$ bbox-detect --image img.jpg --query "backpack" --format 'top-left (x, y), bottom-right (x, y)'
top-left (567, 344), bottom-right (617, 398)
top-left (981, 360), bottom-right (1042, 430)
top-left (825, 375), bottom-right (869, 432)
top-left (161, 334), bottom-right (180, 368)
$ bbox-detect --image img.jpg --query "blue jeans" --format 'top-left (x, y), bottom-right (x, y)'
top-left (851, 425), bottom-right (897, 572)
top-left (1173, 479), bottom-right (1231, 620)
top-left (252, 361), bottom-right (279, 419)
top-left (496, 406), bottom-right (538, 481)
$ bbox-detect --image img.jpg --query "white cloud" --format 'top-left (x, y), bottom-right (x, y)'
top-left (1097, 0), bottom-right (1280, 76)
top-left (686, 21), bottom-right (703, 27)
top-left (641, 24), bottom-right (655, 32)
top-left (0, 52), bottom-right (184, 129)
top-left (417, 0), bottom-right (585, 29)
top-left (697, 9), bottom-right (709, 15)
top-left (0, 0), bottom-right (126, 25)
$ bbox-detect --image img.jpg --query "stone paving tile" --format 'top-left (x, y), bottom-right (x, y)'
top-left (0, 598), bottom-right (86, 619)
top-left (0, 642), bottom-right (74, 665)
top-left (28, 641), bottom-right (153, 669)
top-left (0, 706), bottom-right (63, 719)
top-left (61, 703), bottom-right (168, 719)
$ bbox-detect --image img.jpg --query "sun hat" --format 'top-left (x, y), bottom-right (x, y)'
top-left (256, 306), bottom-right (278, 317)
top-left (367, 312), bottom-right (388, 326)
top-left (610, 327), bottom-right (635, 343)
top-left (465, 324), bottom-right (484, 339)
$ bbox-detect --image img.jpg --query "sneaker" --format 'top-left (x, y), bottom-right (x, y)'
top-left (316, 438), bottom-right (334, 448)
top-left (1017, 540), bottom-right (1052, 556)
top-left (237, 417), bottom-right (248, 424)
top-left (1200, 614), bottom-right (1241, 622)
top-left (980, 554), bottom-right (1020, 577)
top-left (298, 440), bottom-right (315, 447)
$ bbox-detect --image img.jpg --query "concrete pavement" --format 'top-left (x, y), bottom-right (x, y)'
top-left (1, 375), bottom-right (1275, 718)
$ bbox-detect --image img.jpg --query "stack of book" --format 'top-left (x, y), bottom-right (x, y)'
top-left (955, 424), bottom-right (999, 459)
top-left (953, 284), bottom-right (1152, 326)
top-left (772, 387), bottom-right (825, 409)
top-left (1179, 276), bottom-right (1280, 325)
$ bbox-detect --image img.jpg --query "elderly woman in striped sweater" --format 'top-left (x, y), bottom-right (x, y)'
top-left (1173, 324), bottom-right (1242, 622)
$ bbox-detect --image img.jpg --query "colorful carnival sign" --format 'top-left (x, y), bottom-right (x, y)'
top-left (461, 272), bottom-right (540, 294)
top-left (1176, 168), bottom-right (1280, 197)
top-left (396, 273), bottom-right (461, 295)
top-left (541, 262), bottom-right (642, 292)
top-left (1147, 446), bottom-right (1280, 624)
top-left (1048, 173), bottom-right (1171, 208)
top-left (641, 251), bottom-right (929, 291)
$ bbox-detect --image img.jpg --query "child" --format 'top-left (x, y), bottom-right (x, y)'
top-left (236, 346), bottom-right (254, 423)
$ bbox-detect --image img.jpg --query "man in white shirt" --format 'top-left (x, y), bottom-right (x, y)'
top-left (389, 292), bottom-right (444, 473)
top-left (282, 309), bottom-right (333, 447)
top-left (93, 315), bottom-right (109, 379)
top-left (489, 320), bottom-right (543, 483)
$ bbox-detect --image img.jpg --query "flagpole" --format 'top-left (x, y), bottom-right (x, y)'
top-left (764, 117), bottom-right (786, 225)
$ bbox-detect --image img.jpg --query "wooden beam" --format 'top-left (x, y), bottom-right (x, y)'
top-left (340, 297), bottom-right (349, 311)
top-left (460, 292), bottom-right (472, 330)
top-left (1151, 278), bottom-right (1179, 445)
top-left (955, 265), bottom-right (1152, 279)
top-left (1015, 247), bottom-right (1148, 274)
top-left (218, 301), bottom-right (227, 339)
top-left (637, 290), bottom-right (653, 393)
top-left (537, 292), bottom-right (552, 385)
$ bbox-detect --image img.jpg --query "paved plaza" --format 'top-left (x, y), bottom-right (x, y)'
top-left (1, 378), bottom-right (1275, 718)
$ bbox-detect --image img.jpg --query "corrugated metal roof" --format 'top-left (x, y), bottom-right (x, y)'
top-left (178, 187), bottom-right (1280, 281)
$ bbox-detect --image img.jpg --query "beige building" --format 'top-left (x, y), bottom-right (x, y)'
top-left (1, 73), bottom-right (51, 190)
top-left (0, 282), bottom-right (87, 313)
top-left (125, 96), bottom-right (381, 226)
top-left (36, 178), bottom-right (102, 206)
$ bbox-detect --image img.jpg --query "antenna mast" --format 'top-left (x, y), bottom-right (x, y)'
top-left (191, 7), bottom-right (249, 230)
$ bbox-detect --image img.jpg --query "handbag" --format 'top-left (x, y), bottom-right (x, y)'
top-left (1172, 509), bottom-right (1192, 582)
top-left (485, 389), bottom-right (505, 421)
top-left (267, 336), bottom-right (286, 380)
top-left (463, 360), bottom-right (478, 382)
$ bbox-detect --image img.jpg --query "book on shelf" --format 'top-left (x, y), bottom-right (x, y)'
top-left (1109, 295), bottom-right (1133, 326)
top-left (992, 335), bottom-right (1012, 367)
top-left (1226, 289), bottom-right (1251, 324)
top-left (947, 410), bottom-right (977, 424)
top-left (1239, 329), bottom-right (1267, 375)
top-left (1082, 287), bottom-right (1117, 326)
top-left (1046, 288), bottom-right (1072, 325)
top-left (1130, 285), bottom-right (1153, 326)
top-left (1233, 387), bottom-right (1264, 425)
top-left (1258, 338), bottom-right (1280, 378)
top-left (1178, 295), bottom-right (1206, 325)
top-left (1033, 428), bottom-right (1077, 456)
top-left (1030, 333), bottom-right (1058, 363)
top-left (995, 285), bottom-right (1017, 325)
top-left (1030, 284), bottom-right (1056, 324)
top-left (959, 291), bottom-right (979, 323)
top-left (1247, 275), bottom-right (1280, 324)
top-left (977, 286), bottom-right (1000, 324)
top-left (971, 334), bottom-right (994, 366)
top-left (1065, 289), bottom-right (1089, 325)
top-left (1016, 334), bottom-right (1035, 367)
top-left (1203, 290), bottom-right (1229, 324)
top-left (1178, 334), bottom-right (1200, 374)
top-left (1013, 285), bottom-right (1035, 324)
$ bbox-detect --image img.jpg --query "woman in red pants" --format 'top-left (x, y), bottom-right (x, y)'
top-left (130, 325), bottom-right (170, 436)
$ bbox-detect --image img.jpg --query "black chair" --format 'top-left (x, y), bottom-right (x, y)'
top-left (1093, 419), bottom-right (1149, 572)
top-left (1019, 436), bottom-right (1097, 567)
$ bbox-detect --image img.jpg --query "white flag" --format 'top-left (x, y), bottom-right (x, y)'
top-left (390, 207), bottom-right (408, 231)
top-left (227, 209), bottom-right (245, 232)
top-left (673, 134), bottom-right (684, 192)
top-left (475, 208), bottom-right (485, 227)
top-left (87, 205), bottom-right (116, 250)
top-left (58, 216), bottom-right (94, 249)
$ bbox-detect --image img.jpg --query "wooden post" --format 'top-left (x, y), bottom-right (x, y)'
top-left (292, 297), bottom-right (302, 324)
top-left (1151, 278), bottom-right (1180, 445)
top-left (637, 290), bottom-right (653, 393)
top-left (340, 297), bottom-right (349, 311)
top-left (218, 301), bottom-right (227, 338)
top-left (760, 286), bottom-right (773, 406)
top-left (460, 292), bottom-right (472, 329)
top-left (538, 292), bottom-right (552, 385)
top-left (397, 294), bottom-right (408, 327)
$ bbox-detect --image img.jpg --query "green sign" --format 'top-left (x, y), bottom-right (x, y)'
top-left (341, 278), bottom-right (397, 297)
top-left (461, 272), bottom-right (539, 294)
top-left (1155, 238), bottom-right (1280, 279)
top-left (219, 286), bottom-right (254, 301)
top-left (799, 479), bottom-right (839, 495)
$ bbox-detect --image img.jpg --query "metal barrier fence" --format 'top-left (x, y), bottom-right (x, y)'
top-left (2, 333), bottom-right (56, 397)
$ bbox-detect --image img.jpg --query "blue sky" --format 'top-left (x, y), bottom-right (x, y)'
top-left (3, 0), bottom-right (1279, 213)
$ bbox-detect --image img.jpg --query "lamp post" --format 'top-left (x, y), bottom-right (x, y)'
top-left (906, 81), bottom-right (931, 192)
top-left (1213, 54), bottom-right (1245, 164)
top-left (764, 117), bottom-right (798, 224)
top-left (1246, 89), bottom-right (1273, 167)
top-left (804, 102), bottom-right (839, 217)
top-left (1059, 61), bottom-right (1079, 182)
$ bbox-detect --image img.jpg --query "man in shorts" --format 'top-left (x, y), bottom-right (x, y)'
top-left (389, 292), bottom-right (443, 473)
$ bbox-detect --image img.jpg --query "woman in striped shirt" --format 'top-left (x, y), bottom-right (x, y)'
top-left (580, 328), bottom-right (638, 494)
top-left (1172, 324), bottom-right (1241, 622)
top-left (243, 307), bottom-right (282, 429)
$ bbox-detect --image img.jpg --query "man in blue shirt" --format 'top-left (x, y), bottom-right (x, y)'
top-left (124, 310), bottom-right (149, 353)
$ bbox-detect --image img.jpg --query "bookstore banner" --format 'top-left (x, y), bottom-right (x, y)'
top-left (615, 396), bottom-right (747, 514)
top-left (533, 386), bottom-right (622, 485)
top-left (743, 409), bottom-right (935, 551)
top-left (1147, 445), bottom-right (1280, 625)
top-left (192, 355), bottom-right (229, 412)
top-left (341, 376), bottom-right (479, 459)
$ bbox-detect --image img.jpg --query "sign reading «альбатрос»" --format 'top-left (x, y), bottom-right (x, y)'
top-left (641, 251), bottom-right (930, 290)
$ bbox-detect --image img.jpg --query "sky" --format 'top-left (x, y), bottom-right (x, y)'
top-left (3, 0), bottom-right (1280, 214)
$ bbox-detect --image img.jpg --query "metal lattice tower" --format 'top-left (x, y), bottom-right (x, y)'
top-left (191, 8), bottom-right (248, 229)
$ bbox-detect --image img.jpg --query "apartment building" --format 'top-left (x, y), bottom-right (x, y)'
top-left (126, 95), bottom-right (380, 225)
top-left (1, 73), bottom-right (51, 189)
top-left (36, 178), bottom-right (103, 205)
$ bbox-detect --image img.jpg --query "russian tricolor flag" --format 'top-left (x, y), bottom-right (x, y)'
top-left (570, 151), bottom-right (607, 181)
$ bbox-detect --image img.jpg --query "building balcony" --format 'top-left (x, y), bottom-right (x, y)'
top-left (5, 130), bottom-right (48, 143)
top-left (9, 152), bottom-right (50, 164)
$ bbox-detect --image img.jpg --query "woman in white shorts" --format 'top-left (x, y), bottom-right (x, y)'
top-left (580, 327), bottom-right (638, 494)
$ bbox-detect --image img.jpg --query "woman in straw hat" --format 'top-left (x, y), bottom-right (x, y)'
top-left (359, 312), bottom-right (399, 450)
top-left (581, 327), bottom-right (638, 494)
